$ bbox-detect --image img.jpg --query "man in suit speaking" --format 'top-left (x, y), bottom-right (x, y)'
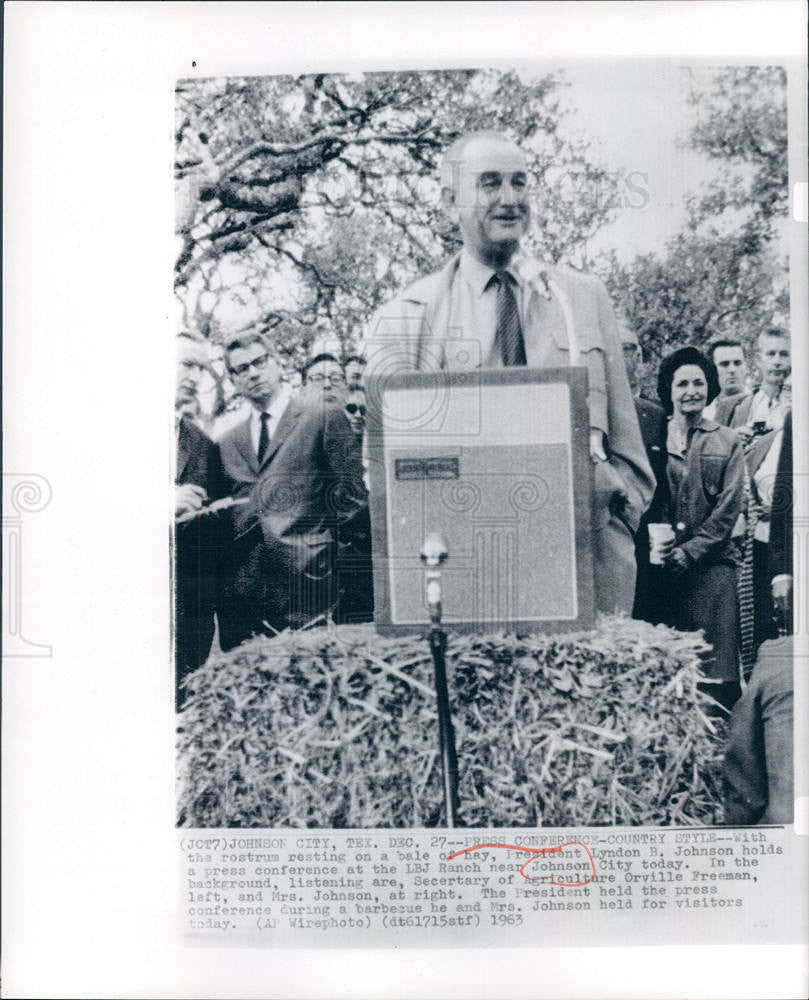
top-left (217, 334), bottom-right (367, 648)
top-left (364, 131), bottom-right (654, 613)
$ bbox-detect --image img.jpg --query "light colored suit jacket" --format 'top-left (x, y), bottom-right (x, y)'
top-left (364, 252), bottom-right (655, 613)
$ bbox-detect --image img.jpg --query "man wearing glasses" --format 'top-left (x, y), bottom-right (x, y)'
top-left (301, 352), bottom-right (348, 406)
top-left (216, 335), bottom-right (367, 647)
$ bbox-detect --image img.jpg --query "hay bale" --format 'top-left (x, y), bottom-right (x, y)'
top-left (176, 616), bottom-right (727, 828)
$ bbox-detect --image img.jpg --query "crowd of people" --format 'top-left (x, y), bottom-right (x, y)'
top-left (175, 336), bottom-right (372, 710)
top-left (175, 129), bottom-right (794, 824)
top-left (622, 332), bottom-right (793, 709)
top-left (621, 330), bottom-right (794, 823)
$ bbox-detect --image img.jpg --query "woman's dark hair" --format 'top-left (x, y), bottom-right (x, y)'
top-left (657, 346), bottom-right (721, 416)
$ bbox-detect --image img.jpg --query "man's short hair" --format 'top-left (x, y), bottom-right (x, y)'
top-left (301, 352), bottom-right (343, 384)
top-left (440, 130), bottom-right (521, 191)
top-left (708, 338), bottom-right (744, 360)
top-left (758, 327), bottom-right (790, 347)
top-left (223, 332), bottom-right (273, 370)
top-left (344, 354), bottom-right (366, 367)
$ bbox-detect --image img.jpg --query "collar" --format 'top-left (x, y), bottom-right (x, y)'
top-left (458, 247), bottom-right (553, 299)
top-left (249, 383), bottom-right (291, 423)
top-left (754, 386), bottom-right (780, 406)
top-left (459, 248), bottom-right (502, 297)
top-left (693, 415), bottom-right (720, 433)
top-left (667, 415), bottom-right (719, 457)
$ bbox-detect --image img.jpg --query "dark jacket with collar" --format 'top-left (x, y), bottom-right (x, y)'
top-left (175, 417), bottom-right (226, 705)
top-left (769, 410), bottom-right (793, 582)
top-left (667, 417), bottom-right (744, 567)
top-left (713, 390), bottom-right (752, 427)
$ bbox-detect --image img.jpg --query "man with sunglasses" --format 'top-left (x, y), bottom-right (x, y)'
top-left (216, 334), bottom-right (367, 647)
top-left (338, 384), bottom-right (374, 622)
top-left (345, 388), bottom-right (366, 441)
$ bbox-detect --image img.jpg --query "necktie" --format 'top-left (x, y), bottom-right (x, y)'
top-left (257, 411), bottom-right (270, 463)
top-left (493, 271), bottom-right (526, 366)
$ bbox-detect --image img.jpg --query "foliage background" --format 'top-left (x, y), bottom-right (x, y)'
top-left (174, 65), bottom-right (790, 419)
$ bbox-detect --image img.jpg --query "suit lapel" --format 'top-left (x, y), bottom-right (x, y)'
top-left (259, 399), bottom-right (300, 470)
top-left (232, 415), bottom-right (259, 476)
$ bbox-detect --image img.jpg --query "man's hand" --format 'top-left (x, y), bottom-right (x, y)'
top-left (664, 545), bottom-right (689, 574)
top-left (735, 424), bottom-right (755, 447)
top-left (176, 483), bottom-right (207, 517)
top-left (589, 429), bottom-right (607, 462)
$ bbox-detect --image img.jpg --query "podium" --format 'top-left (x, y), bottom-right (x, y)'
top-left (366, 367), bottom-right (595, 634)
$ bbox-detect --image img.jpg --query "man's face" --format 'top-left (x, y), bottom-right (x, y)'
top-left (345, 359), bottom-right (366, 391)
top-left (303, 358), bottom-right (347, 406)
top-left (712, 345), bottom-right (746, 397)
top-left (758, 335), bottom-right (790, 392)
top-left (176, 338), bottom-right (209, 418)
top-left (444, 137), bottom-right (530, 265)
top-left (345, 389), bottom-right (366, 438)
top-left (227, 341), bottom-right (280, 409)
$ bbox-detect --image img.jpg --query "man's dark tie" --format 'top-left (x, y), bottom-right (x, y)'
top-left (492, 271), bottom-right (526, 366)
top-left (257, 411), bottom-right (270, 463)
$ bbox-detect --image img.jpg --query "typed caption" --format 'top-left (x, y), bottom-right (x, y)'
top-left (180, 825), bottom-right (803, 948)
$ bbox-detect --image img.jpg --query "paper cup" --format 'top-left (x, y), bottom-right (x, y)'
top-left (648, 523), bottom-right (675, 565)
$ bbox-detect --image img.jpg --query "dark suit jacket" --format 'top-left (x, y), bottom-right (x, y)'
top-left (714, 391), bottom-right (752, 427)
top-left (631, 396), bottom-right (669, 623)
top-left (723, 390), bottom-right (781, 430)
top-left (217, 397), bottom-right (367, 642)
top-left (769, 410), bottom-right (793, 583)
top-left (723, 636), bottom-right (793, 824)
top-left (634, 396), bottom-right (669, 521)
top-left (175, 417), bottom-right (226, 705)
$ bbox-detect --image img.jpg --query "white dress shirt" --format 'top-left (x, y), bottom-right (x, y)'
top-left (249, 383), bottom-right (292, 455)
top-left (448, 249), bottom-right (525, 367)
top-left (749, 388), bottom-right (785, 431)
top-left (445, 248), bottom-right (607, 440)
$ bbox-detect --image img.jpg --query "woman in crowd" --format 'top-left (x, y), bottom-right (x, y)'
top-left (656, 346), bottom-right (745, 711)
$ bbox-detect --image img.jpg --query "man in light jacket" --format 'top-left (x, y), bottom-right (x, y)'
top-left (364, 131), bottom-right (654, 613)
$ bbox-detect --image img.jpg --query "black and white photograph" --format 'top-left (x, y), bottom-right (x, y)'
top-left (173, 63), bottom-right (796, 831)
top-left (3, 3), bottom-right (807, 997)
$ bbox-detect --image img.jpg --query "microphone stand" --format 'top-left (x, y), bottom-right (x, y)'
top-left (421, 533), bottom-right (459, 827)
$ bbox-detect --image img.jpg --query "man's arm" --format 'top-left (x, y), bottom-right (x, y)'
top-left (176, 421), bottom-right (225, 514)
top-left (723, 678), bottom-right (766, 825)
top-left (595, 280), bottom-right (655, 533)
